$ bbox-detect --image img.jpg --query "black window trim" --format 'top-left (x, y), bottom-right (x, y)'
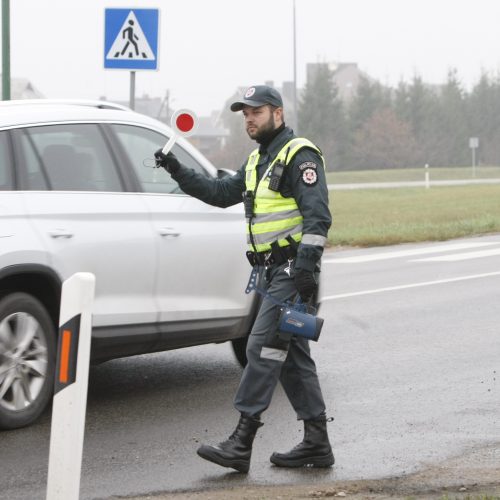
top-left (0, 130), bottom-right (15, 190)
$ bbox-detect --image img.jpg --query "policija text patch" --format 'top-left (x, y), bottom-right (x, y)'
top-left (298, 161), bottom-right (318, 186)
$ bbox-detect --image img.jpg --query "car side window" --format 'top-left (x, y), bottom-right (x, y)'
top-left (110, 124), bottom-right (210, 194)
top-left (0, 132), bottom-right (13, 190)
top-left (19, 124), bottom-right (122, 191)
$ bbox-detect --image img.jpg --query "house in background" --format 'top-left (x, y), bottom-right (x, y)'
top-left (0, 77), bottom-right (44, 99)
top-left (188, 111), bottom-right (229, 158)
top-left (113, 93), bottom-right (170, 123)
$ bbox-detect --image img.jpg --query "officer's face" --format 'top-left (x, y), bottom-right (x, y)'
top-left (242, 105), bottom-right (282, 141)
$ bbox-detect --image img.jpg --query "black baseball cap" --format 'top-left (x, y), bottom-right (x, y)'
top-left (230, 85), bottom-right (283, 112)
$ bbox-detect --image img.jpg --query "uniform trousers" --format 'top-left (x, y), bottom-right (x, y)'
top-left (234, 261), bottom-right (327, 420)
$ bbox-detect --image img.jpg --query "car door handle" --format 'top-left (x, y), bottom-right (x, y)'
top-left (158, 227), bottom-right (180, 237)
top-left (48, 229), bottom-right (74, 239)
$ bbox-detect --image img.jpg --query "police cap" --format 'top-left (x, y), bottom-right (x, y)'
top-left (230, 85), bottom-right (283, 112)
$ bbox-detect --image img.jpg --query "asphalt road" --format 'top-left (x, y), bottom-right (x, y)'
top-left (1, 234), bottom-right (500, 499)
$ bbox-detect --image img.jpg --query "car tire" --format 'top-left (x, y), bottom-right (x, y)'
top-left (231, 336), bottom-right (248, 368)
top-left (0, 292), bottom-right (56, 430)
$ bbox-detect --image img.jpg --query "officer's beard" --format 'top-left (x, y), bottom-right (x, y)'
top-left (248, 114), bottom-right (277, 144)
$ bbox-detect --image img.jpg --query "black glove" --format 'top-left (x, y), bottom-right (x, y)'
top-left (154, 149), bottom-right (181, 174)
top-left (294, 269), bottom-right (318, 302)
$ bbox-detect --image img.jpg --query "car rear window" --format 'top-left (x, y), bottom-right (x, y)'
top-left (0, 132), bottom-right (13, 190)
top-left (19, 124), bottom-right (123, 192)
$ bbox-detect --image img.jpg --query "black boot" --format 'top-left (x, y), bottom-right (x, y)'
top-left (270, 414), bottom-right (334, 468)
top-left (197, 415), bottom-right (263, 473)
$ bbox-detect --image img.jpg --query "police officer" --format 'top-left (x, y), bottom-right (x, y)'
top-left (154, 85), bottom-right (333, 473)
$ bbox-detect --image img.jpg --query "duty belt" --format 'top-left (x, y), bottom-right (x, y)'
top-left (246, 237), bottom-right (298, 267)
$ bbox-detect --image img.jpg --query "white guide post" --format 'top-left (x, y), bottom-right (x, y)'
top-left (46, 272), bottom-right (96, 500)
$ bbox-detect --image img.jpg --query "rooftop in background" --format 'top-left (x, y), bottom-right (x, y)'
top-left (0, 76), bottom-right (45, 100)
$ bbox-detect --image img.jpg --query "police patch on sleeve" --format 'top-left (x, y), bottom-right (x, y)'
top-left (299, 162), bottom-right (318, 186)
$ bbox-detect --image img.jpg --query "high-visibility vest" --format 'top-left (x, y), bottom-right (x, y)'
top-left (244, 137), bottom-right (323, 252)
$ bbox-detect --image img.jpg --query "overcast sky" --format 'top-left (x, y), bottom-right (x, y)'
top-left (3, 0), bottom-right (500, 115)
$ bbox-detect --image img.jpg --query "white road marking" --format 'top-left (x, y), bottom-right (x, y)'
top-left (323, 242), bottom-right (499, 264)
top-left (411, 247), bottom-right (500, 262)
top-left (322, 271), bottom-right (500, 301)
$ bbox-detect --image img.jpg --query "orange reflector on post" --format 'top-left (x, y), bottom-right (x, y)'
top-left (59, 330), bottom-right (72, 384)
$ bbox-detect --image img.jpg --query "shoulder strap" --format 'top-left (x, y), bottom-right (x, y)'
top-left (275, 137), bottom-right (324, 167)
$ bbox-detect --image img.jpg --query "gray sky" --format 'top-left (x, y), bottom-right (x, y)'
top-left (3, 0), bottom-right (500, 115)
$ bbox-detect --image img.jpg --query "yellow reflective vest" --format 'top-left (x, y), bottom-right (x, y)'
top-left (244, 137), bottom-right (323, 252)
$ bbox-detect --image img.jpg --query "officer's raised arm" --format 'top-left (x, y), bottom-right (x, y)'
top-left (154, 148), bottom-right (245, 208)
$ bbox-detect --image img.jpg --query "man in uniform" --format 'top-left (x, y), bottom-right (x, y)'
top-left (154, 85), bottom-right (333, 473)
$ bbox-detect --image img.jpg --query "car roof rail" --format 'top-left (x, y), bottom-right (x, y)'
top-left (0, 99), bottom-right (131, 111)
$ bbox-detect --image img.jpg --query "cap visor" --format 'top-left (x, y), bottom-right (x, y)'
top-left (230, 99), bottom-right (267, 112)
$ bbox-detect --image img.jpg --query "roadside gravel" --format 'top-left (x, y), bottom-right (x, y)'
top-left (111, 443), bottom-right (500, 500)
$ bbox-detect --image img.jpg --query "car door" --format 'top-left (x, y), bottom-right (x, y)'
top-left (109, 123), bottom-right (253, 324)
top-left (12, 123), bottom-right (158, 329)
top-left (0, 131), bottom-right (48, 268)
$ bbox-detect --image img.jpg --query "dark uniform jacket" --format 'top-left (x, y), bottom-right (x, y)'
top-left (171, 126), bottom-right (332, 272)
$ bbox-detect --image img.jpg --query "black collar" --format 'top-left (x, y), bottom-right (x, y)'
top-left (258, 126), bottom-right (294, 158)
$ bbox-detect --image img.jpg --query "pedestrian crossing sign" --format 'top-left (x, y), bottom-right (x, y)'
top-left (104, 8), bottom-right (159, 70)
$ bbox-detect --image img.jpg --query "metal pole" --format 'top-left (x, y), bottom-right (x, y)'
top-left (129, 71), bottom-right (135, 110)
top-left (293, 0), bottom-right (298, 133)
top-left (2, 0), bottom-right (11, 100)
top-left (424, 163), bottom-right (430, 189)
top-left (472, 147), bottom-right (476, 178)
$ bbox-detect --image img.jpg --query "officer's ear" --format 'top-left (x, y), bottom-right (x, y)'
top-left (273, 106), bottom-right (284, 126)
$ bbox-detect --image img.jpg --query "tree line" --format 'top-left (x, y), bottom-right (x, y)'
top-left (211, 66), bottom-right (500, 171)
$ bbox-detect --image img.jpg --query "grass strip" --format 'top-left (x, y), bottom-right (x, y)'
top-left (328, 184), bottom-right (500, 247)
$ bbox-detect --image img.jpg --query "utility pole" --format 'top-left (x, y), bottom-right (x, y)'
top-left (293, 0), bottom-right (298, 133)
top-left (2, 0), bottom-right (11, 100)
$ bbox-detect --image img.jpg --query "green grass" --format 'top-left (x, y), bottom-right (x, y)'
top-left (326, 166), bottom-right (500, 184)
top-left (328, 184), bottom-right (500, 247)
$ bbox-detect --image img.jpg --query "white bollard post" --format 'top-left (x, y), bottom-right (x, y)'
top-left (424, 163), bottom-right (430, 189)
top-left (46, 273), bottom-right (96, 500)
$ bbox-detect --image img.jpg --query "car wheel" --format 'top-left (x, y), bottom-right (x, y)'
top-left (231, 336), bottom-right (248, 368)
top-left (0, 293), bottom-right (56, 430)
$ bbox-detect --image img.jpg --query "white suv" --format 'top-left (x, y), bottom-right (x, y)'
top-left (0, 100), bottom-right (258, 430)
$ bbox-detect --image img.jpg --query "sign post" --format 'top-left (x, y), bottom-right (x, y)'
top-left (2, 0), bottom-right (11, 100)
top-left (469, 137), bottom-right (479, 178)
top-left (104, 8), bottom-right (160, 109)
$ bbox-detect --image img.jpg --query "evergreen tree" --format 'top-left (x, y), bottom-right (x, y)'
top-left (436, 69), bottom-right (469, 165)
top-left (298, 64), bottom-right (347, 170)
top-left (467, 72), bottom-right (500, 165)
top-left (401, 75), bottom-right (441, 166)
top-left (348, 77), bottom-right (392, 132)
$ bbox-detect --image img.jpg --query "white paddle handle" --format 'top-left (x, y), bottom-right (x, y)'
top-left (162, 134), bottom-right (178, 155)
